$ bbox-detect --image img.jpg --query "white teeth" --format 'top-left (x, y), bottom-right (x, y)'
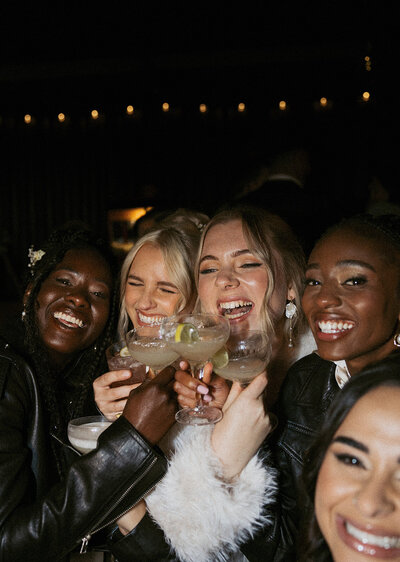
top-left (138, 312), bottom-right (163, 325)
top-left (220, 301), bottom-right (252, 311)
top-left (346, 522), bottom-right (400, 549)
top-left (318, 320), bottom-right (354, 334)
top-left (54, 312), bottom-right (84, 328)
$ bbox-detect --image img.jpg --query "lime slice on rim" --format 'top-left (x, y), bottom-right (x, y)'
top-left (119, 346), bottom-right (131, 357)
top-left (174, 323), bottom-right (199, 344)
top-left (212, 347), bottom-right (229, 369)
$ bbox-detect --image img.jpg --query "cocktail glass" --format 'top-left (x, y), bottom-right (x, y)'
top-left (67, 415), bottom-right (112, 455)
top-left (212, 329), bottom-right (269, 387)
top-left (106, 340), bottom-right (147, 385)
top-left (161, 313), bottom-right (230, 425)
top-left (126, 329), bottom-right (179, 377)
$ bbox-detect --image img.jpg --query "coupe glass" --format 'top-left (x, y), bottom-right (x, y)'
top-left (106, 340), bottom-right (147, 385)
top-left (126, 328), bottom-right (179, 376)
top-left (212, 329), bottom-right (269, 387)
top-left (68, 415), bottom-right (112, 455)
top-left (161, 313), bottom-right (230, 425)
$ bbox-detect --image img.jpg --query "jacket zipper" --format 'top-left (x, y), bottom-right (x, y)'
top-left (78, 455), bottom-right (161, 552)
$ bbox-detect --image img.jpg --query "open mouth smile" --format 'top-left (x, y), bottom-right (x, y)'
top-left (218, 300), bottom-right (254, 320)
top-left (54, 311), bottom-right (84, 328)
top-left (318, 320), bottom-right (355, 334)
top-left (337, 516), bottom-right (400, 558)
top-left (137, 311), bottom-right (164, 326)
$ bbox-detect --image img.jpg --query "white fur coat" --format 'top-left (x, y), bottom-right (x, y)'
top-left (146, 425), bottom-right (276, 562)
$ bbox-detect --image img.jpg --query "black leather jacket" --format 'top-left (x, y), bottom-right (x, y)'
top-left (242, 352), bottom-right (338, 561)
top-left (0, 339), bottom-right (168, 561)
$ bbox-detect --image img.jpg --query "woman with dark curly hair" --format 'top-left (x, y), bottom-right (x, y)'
top-left (300, 354), bottom-right (400, 561)
top-left (0, 225), bottom-right (177, 561)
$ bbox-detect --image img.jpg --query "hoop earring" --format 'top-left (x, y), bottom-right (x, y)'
top-left (394, 334), bottom-right (400, 347)
top-left (285, 300), bottom-right (297, 348)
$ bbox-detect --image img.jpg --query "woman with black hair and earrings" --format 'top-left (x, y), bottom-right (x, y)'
top-left (0, 226), bottom-right (177, 561)
top-left (300, 354), bottom-right (400, 561)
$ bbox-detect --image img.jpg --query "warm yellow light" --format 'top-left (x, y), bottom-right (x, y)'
top-left (320, 97), bottom-right (328, 107)
top-left (126, 105), bottom-right (134, 115)
top-left (279, 100), bottom-right (287, 111)
top-left (24, 114), bottom-right (32, 124)
top-left (199, 103), bottom-right (207, 113)
top-left (238, 102), bottom-right (245, 112)
top-left (364, 56), bottom-right (370, 62)
top-left (362, 91), bottom-right (370, 102)
top-left (58, 113), bottom-right (66, 122)
top-left (162, 102), bottom-right (170, 112)
top-left (91, 109), bottom-right (99, 120)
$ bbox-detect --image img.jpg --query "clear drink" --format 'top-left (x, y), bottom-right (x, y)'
top-left (127, 332), bottom-right (179, 373)
top-left (214, 356), bottom-right (266, 384)
top-left (172, 330), bottom-right (228, 362)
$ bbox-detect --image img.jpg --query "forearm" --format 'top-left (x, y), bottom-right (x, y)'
top-left (0, 417), bottom-right (167, 561)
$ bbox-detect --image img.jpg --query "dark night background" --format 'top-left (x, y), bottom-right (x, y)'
top-left (0, 1), bottom-right (398, 304)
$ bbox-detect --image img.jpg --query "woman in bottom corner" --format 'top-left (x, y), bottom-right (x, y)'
top-left (300, 354), bottom-right (400, 562)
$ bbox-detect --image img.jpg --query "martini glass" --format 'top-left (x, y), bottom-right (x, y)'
top-left (212, 329), bottom-right (269, 387)
top-left (68, 415), bottom-right (112, 455)
top-left (126, 328), bottom-right (179, 376)
top-left (161, 313), bottom-right (230, 425)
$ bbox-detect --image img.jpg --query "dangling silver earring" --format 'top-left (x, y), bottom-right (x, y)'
top-left (21, 309), bottom-right (26, 321)
top-left (285, 300), bottom-right (297, 348)
top-left (394, 334), bottom-right (400, 347)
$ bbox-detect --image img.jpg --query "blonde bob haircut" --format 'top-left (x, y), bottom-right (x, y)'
top-left (194, 205), bottom-right (307, 347)
top-left (118, 224), bottom-right (202, 339)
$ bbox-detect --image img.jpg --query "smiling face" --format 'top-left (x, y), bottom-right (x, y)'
top-left (302, 229), bottom-right (400, 374)
top-left (198, 219), bottom-right (290, 330)
top-left (315, 386), bottom-right (400, 561)
top-left (35, 247), bottom-right (113, 367)
top-left (125, 243), bottom-right (184, 334)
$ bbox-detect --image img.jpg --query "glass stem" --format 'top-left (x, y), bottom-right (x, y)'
top-left (191, 362), bottom-right (205, 411)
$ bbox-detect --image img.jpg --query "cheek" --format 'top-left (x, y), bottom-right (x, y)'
top-left (198, 278), bottom-right (215, 309)
top-left (162, 293), bottom-right (182, 316)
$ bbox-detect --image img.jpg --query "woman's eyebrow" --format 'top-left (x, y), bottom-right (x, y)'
top-left (199, 249), bottom-right (252, 264)
top-left (333, 435), bottom-right (369, 453)
top-left (157, 281), bottom-right (178, 289)
top-left (306, 259), bottom-right (376, 272)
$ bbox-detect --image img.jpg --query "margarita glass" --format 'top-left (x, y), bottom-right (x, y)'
top-left (68, 415), bottom-right (112, 455)
top-left (161, 313), bottom-right (230, 425)
top-left (126, 329), bottom-right (179, 376)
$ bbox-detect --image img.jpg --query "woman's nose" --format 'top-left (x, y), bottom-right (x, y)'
top-left (315, 282), bottom-right (342, 308)
top-left (353, 476), bottom-right (395, 519)
top-left (215, 268), bottom-right (240, 289)
top-left (66, 288), bottom-right (89, 307)
top-left (135, 288), bottom-right (156, 309)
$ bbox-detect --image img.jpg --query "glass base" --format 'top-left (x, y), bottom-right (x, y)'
top-left (175, 406), bottom-right (223, 425)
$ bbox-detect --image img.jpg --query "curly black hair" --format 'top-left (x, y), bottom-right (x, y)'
top-left (22, 225), bottom-right (119, 477)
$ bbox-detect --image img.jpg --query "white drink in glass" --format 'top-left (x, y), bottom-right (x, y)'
top-left (129, 340), bottom-right (179, 372)
top-left (171, 330), bottom-right (227, 363)
top-left (68, 417), bottom-right (112, 454)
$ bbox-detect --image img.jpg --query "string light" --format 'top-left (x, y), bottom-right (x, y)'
top-left (237, 102), bottom-right (246, 112)
top-left (319, 97), bottom-right (328, 107)
top-left (24, 114), bottom-right (32, 124)
top-left (279, 100), bottom-right (287, 111)
top-left (91, 109), bottom-right (99, 120)
top-left (362, 91), bottom-right (370, 102)
top-left (57, 113), bottom-right (66, 123)
top-left (162, 102), bottom-right (170, 112)
top-left (199, 103), bottom-right (207, 113)
top-left (126, 105), bottom-right (134, 115)
top-left (364, 55), bottom-right (372, 72)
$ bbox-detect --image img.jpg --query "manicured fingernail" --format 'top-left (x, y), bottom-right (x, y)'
top-left (121, 371), bottom-right (132, 377)
top-left (202, 394), bottom-right (212, 402)
top-left (179, 361), bottom-right (187, 369)
top-left (197, 385), bottom-right (209, 394)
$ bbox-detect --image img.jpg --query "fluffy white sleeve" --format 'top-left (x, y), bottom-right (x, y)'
top-left (145, 426), bottom-right (277, 562)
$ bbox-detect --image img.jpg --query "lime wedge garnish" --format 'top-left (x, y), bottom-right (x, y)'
top-left (212, 347), bottom-right (229, 369)
top-left (119, 346), bottom-right (131, 357)
top-left (174, 323), bottom-right (199, 344)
